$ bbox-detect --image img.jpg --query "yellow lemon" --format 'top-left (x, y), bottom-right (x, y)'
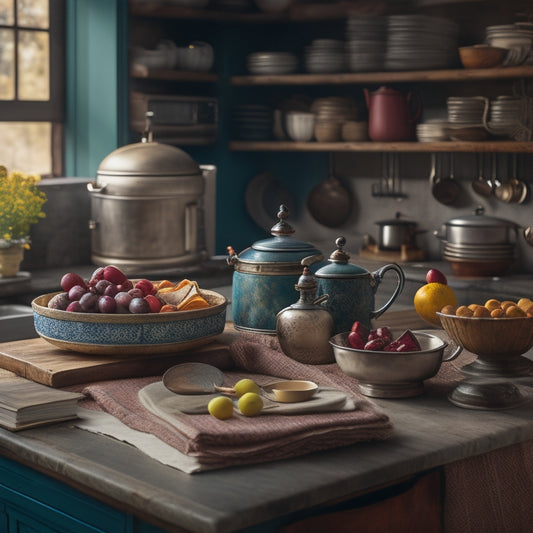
top-left (238, 392), bottom-right (263, 417)
top-left (233, 378), bottom-right (261, 397)
top-left (207, 396), bottom-right (233, 420)
top-left (413, 282), bottom-right (458, 326)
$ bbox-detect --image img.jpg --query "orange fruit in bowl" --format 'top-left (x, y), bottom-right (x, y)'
top-left (414, 282), bottom-right (458, 326)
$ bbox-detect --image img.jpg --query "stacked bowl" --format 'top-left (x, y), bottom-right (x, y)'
top-left (232, 104), bottom-right (273, 140)
top-left (385, 14), bottom-right (459, 71)
top-left (304, 39), bottom-right (345, 74)
top-left (416, 119), bottom-right (449, 142)
top-left (311, 96), bottom-right (357, 142)
top-left (446, 96), bottom-right (488, 141)
top-left (485, 24), bottom-right (532, 66)
top-left (246, 51), bottom-right (298, 75)
top-left (484, 96), bottom-right (526, 139)
top-left (345, 16), bottom-right (387, 72)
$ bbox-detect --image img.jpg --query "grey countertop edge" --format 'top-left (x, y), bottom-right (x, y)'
top-left (2, 374), bottom-right (533, 532)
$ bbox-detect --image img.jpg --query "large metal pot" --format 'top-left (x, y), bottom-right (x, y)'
top-left (88, 137), bottom-right (208, 272)
top-left (227, 205), bottom-right (324, 334)
top-left (375, 212), bottom-right (420, 250)
top-left (434, 206), bottom-right (519, 245)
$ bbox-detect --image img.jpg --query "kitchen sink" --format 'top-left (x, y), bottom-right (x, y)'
top-left (0, 304), bottom-right (37, 342)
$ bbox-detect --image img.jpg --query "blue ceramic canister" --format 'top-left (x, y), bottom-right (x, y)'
top-left (227, 205), bottom-right (323, 334)
top-left (314, 237), bottom-right (405, 334)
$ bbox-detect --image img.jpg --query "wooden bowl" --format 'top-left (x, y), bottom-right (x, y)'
top-left (31, 290), bottom-right (227, 355)
top-left (459, 45), bottom-right (507, 69)
top-left (438, 313), bottom-right (533, 358)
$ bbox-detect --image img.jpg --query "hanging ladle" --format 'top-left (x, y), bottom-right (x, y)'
top-left (432, 153), bottom-right (460, 205)
top-left (471, 153), bottom-right (493, 197)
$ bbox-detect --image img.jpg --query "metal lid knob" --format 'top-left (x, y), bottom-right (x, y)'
top-left (327, 236), bottom-right (350, 264)
top-left (270, 205), bottom-right (295, 237)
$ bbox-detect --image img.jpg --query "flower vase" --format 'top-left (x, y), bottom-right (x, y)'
top-left (0, 245), bottom-right (25, 278)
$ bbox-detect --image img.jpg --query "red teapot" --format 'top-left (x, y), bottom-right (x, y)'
top-left (364, 86), bottom-right (422, 142)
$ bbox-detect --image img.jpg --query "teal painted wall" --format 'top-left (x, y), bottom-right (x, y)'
top-left (64, 0), bottom-right (128, 179)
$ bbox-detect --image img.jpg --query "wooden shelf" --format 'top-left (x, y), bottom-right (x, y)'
top-left (129, 1), bottom-right (371, 22)
top-left (231, 66), bottom-right (533, 86)
top-left (130, 66), bottom-right (218, 82)
top-left (229, 140), bottom-right (533, 153)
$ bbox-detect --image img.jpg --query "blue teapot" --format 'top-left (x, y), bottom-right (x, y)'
top-left (312, 237), bottom-right (405, 334)
top-left (227, 205), bottom-right (324, 334)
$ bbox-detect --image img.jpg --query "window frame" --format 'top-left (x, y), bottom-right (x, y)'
top-left (0, 0), bottom-right (65, 176)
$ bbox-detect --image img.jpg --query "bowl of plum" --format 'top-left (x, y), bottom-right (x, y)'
top-left (31, 266), bottom-right (227, 355)
top-left (329, 321), bottom-right (462, 398)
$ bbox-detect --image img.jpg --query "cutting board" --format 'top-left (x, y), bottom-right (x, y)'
top-left (0, 333), bottom-right (236, 388)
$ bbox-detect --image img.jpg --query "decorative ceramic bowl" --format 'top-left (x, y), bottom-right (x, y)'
top-left (264, 380), bottom-right (318, 403)
top-left (31, 290), bottom-right (227, 355)
top-left (330, 330), bottom-right (461, 398)
top-left (459, 45), bottom-right (507, 69)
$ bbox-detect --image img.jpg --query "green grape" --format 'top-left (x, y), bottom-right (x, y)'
top-left (233, 378), bottom-right (261, 397)
top-left (238, 392), bottom-right (263, 417)
top-left (207, 396), bottom-right (233, 420)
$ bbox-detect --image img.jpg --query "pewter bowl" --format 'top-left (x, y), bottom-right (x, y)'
top-left (330, 330), bottom-right (461, 398)
top-left (32, 290), bottom-right (227, 355)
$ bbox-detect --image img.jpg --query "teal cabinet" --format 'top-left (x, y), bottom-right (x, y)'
top-left (0, 456), bottom-right (166, 533)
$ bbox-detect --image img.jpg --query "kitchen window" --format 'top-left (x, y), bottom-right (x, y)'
top-left (0, 0), bottom-right (65, 176)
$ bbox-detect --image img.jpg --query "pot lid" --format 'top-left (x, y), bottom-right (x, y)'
top-left (97, 140), bottom-right (201, 177)
top-left (376, 212), bottom-right (417, 227)
top-left (237, 205), bottom-right (322, 262)
top-left (444, 206), bottom-right (518, 228)
top-left (314, 237), bottom-right (369, 278)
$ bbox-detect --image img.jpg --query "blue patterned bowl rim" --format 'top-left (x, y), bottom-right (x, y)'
top-left (32, 289), bottom-right (227, 324)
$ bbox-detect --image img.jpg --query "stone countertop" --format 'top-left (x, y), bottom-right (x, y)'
top-left (1, 331), bottom-right (533, 532)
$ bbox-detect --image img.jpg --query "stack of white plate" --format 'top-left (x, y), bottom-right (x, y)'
top-left (443, 241), bottom-right (516, 262)
top-left (515, 22), bottom-right (533, 65)
top-left (486, 96), bottom-right (525, 139)
top-left (246, 52), bottom-right (298, 75)
top-left (232, 104), bottom-right (273, 140)
top-left (310, 96), bottom-right (358, 123)
top-left (385, 14), bottom-right (459, 71)
top-left (416, 120), bottom-right (449, 142)
top-left (345, 16), bottom-right (387, 72)
top-left (485, 24), bottom-right (532, 66)
top-left (447, 96), bottom-right (486, 125)
top-left (304, 39), bottom-right (345, 74)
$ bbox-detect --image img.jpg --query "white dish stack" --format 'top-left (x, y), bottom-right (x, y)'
top-left (385, 14), bottom-right (459, 71)
top-left (246, 52), bottom-right (299, 75)
top-left (304, 39), bottom-right (345, 73)
top-left (345, 16), bottom-right (387, 72)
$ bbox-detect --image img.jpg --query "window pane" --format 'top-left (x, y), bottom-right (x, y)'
top-left (18, 30), bottom-right (49, 100)
top-left (0, 29), bottom-right (15, 99)
top-left (0, 0), bottom-right (14, 25)
top-left (17, 0), bottom-right (48, 29)
top-left (0, 122), bottom-right (51, 174)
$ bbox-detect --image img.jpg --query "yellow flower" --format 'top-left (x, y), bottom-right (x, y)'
top-left (0, 167), bottom-right (47, 249)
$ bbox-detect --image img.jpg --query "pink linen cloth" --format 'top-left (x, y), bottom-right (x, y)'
top-left (74, 332), bottom-right (393, 468)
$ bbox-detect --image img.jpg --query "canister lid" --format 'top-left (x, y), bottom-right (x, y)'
top-left (314, 237), bottom-right (368, 278)
top-left (236, 205), bottom-right (322, 263)
top-left (97, 141), bottom-right (201, 177)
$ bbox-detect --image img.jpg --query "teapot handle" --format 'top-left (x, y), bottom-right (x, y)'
top-left (407, 91), bottom-right (422, 123)
top-left (370, 263), bottom-right (405, 320)
top-left (363, 88), bottom-right (371, 109)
